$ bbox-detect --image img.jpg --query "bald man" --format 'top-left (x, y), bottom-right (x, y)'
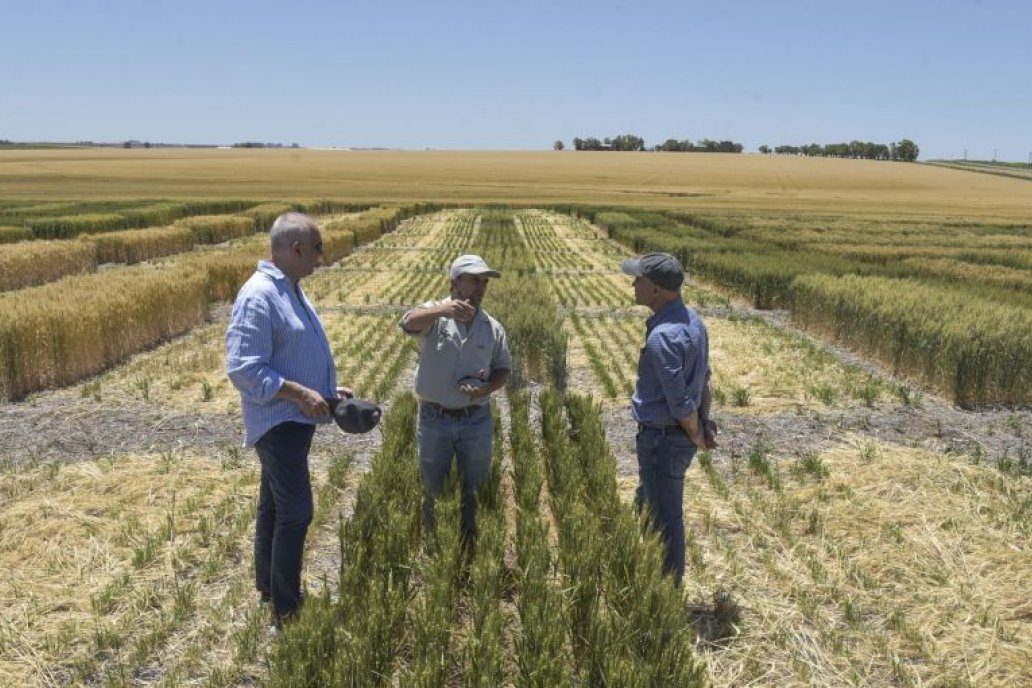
top-left (226, 212), bottom-right (350, 629)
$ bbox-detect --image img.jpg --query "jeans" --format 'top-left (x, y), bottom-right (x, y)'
top-left (417, 402), bottom-right (493, 543)
top-left (254, 421), bottom-right (315, 622)
top-left (635, 426), bottom-right (697, 585)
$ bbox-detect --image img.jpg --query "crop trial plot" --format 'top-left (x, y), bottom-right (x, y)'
top-left (0, 192), bottom-right (1029, 686)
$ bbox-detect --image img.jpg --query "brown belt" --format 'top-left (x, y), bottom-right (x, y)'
top-left (423, 401), bottom-right (482, 417)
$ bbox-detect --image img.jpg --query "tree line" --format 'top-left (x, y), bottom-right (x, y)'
top-left (555, 135), bottom-right (920, 162)
top-left (758, 139), bottom-right (919, 162)
top-left (560, 135), bottom-right (743, 153)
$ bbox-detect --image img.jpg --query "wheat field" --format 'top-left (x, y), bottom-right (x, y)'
top-left (3, 148), bottom-right (1032, 217)
top-left (0, 153), bottom-right (1029, 686)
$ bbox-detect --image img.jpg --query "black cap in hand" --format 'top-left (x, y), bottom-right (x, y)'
top-left (326, 398), bottom-right (382, 434)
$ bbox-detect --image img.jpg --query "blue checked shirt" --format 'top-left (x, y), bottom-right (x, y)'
top-left (632, 298), bottom-right (710, 427)
top-left (226, 261), bottom-right (337, 446)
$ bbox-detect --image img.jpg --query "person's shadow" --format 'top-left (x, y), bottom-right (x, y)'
top-left (686, 587), bottom-right (742, 646)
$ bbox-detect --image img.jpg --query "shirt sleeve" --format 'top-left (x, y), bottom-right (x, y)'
top-left (400, 299), bottom-right (440, 336)
top-left (492, 326), bottom-right (512, 371)
top-left (643, 329), bottom-right (698, 420)
top-left (226, 294), bottom-right (285, 404)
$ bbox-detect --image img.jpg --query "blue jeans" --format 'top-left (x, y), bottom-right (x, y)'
top-left (254, 421), bottom-right (315, 621)
top-left (635, 426), bottom-right (697, 585)
top-left (417, 402), bottom-right (493, 543)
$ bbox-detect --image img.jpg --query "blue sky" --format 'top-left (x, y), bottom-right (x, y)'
top-left (2, 0), bottom-right (1030, 161)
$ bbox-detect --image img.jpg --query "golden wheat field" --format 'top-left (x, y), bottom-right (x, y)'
top-left (3, 148), bottom-right (1032, 217)
top-left (0, 151), bottom-right (1030, 686)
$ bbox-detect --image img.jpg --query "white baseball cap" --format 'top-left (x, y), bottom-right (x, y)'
top-left (450, 254), bottom-right (501, 280)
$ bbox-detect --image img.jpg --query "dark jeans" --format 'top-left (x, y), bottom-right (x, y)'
top-left (417, 402), bottom-right (493, 544)
top-left (635, 426), bottom-right (697, 585)
top-left (254, 421), bottom-right (315, 621)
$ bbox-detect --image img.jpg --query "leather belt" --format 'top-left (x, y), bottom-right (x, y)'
top-left (423, 401), bottom-right (481, 417)
top-left (637, 422), bottom-right (686, 435)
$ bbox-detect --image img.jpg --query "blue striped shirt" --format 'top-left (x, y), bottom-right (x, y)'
top-left (226, 260), bottom-right (337, 446)
top-left (632, 298), bottom-right (710, 427)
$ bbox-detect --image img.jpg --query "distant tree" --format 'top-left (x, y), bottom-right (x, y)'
top-left (610, 134), bottom-right (645, 151)
top-left (758, 145), bottom-right (770, 154)
top-left (123, 141), bottom-right (132, 149)
top-left (896, 139), bottom-right (919, 162)
top-left (143, 141), bottom-right (151, 149)
top-left (802, 143), bottom-right (822, 157)
top-left (826, 142), bottom-right (849, 158)
top-left (553, 140), bottom-right (564, 151)
top-left (573, 137), bottom-right (584, 150)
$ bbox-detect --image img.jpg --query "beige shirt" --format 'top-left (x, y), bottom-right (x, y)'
top-left (401, 298), bottom-right (511, 409)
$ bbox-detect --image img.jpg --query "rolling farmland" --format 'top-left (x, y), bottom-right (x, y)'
top-left (0, 151), bottom-right (1030, 686)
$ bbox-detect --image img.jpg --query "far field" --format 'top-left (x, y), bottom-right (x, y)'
top-left (3, 148), bottom-right (1032, 217)
top-left (0, 151), bottom-right (1029, 686)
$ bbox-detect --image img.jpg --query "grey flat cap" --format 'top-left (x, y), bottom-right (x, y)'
top-left (621, 252), bottom-right (684, 291)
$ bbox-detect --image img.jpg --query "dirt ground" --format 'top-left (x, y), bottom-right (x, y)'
top-left (1, 307), bottom-right (1027, 474)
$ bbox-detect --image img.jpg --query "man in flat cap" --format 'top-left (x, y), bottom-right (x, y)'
top-left (401, 254), bottom-right (511, 547)
top-left (622, 251), bottom-right (718, 586)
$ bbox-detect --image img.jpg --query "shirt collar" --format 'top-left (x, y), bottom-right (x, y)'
top-left (257, 260), bottom-right (289, 283)
top-left (646, 297), bottom-right (686, 331)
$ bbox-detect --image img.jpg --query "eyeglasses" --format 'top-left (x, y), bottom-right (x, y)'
top-left (294, 240), bottom-right (323, 255)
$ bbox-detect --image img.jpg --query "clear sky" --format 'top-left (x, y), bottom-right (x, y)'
top-left (2, 0), bottom-right (1030, 161)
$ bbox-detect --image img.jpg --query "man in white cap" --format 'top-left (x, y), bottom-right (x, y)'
top-left (400, 254), bottom-right (511, 546)
top-left (622, 251), bottom-right (718, 586)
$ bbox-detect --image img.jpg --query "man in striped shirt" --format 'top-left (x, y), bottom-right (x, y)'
top-left (226, 212), bottom-right (349, 628)
top-left (622, 252), bottom-right (718, 586)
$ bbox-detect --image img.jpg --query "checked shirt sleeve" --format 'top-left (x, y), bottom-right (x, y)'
top-left (643, 328), bottom-right (699, 421)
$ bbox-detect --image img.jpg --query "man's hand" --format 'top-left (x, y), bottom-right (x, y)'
top-left (278, 381), bottom-right (331, 418)
top-left (702, 418), bottom-right (720, 450)
top-left (680, 411), bottom-right (718, 450)
top-left (679, 411), bottom-right (706, 449)
top-left (296, 387), bottom-right (331, 418)
top-left (337, 386), bottom-right (354, 400)
top-left (687, 426), bottom-right (708, 449)
top-left (458, 370), bottom-right (489, 398)
top-left (438, 299), bottom-right (476, 323)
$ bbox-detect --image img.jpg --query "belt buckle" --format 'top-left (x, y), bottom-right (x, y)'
top-left (441, 404), bottom-right (471, 417)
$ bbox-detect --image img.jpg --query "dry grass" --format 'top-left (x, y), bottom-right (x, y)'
top-left (617, 434), bottom-right (1032, 687)
top-left (4, 149), bottom-right (1032, 217)
top-left (0, 452), bottom-right (258, 686)
top-left (0, 444), bottom-right (364, 687)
